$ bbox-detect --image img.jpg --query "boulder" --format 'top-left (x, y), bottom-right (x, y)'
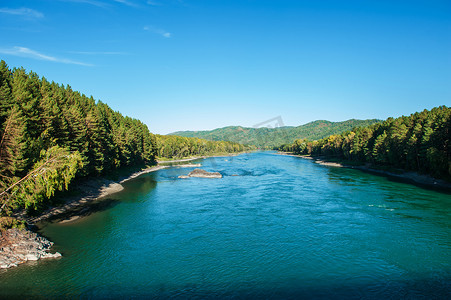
top-left (26, 253), bottom-right (40, 261)
top-left (178, 168), bottom-right (222, 179)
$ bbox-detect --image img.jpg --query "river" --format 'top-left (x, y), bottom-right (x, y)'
top-left (1, 152), bottom-right (450, 298)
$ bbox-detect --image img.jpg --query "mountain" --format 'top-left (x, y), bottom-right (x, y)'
top-left (171, 119), bottom-right (382, 148)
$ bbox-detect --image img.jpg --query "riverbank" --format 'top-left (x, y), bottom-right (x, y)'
top-left (277, 152), bottom-right (451, 193)
top-left (1, 153), bottom-right (248, 269)
top-left (27, 165), bottom-right (169, 225)
top-left (157, 152), bottom-right (245, 164)
top-left (2, 151), bottom-right (450, 298)
top-left (31, 152), bottom-right (247, 224)
top-left (1, 164), bottom-right (169, 269)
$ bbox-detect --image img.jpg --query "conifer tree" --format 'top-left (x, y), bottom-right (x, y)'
top-left (0, 107), bottom-right (29, 189)
top-left (0, 60), bottom-right (13, 127)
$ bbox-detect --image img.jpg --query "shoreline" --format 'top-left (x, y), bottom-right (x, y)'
top-left (2, 152), bottom-right (249, 269)
top-left (0, 228), bottom-right (61, 269)
top-left (157, 152), bottom-right (245, 164)
top-left (1, 164), bottom-right (167, 269)
top-left (29, 152), bottom-right (249, 225)
top-left (276, 152), bottom-right (451, 193)
top-left (27, 165), bottom-right (169, 225)
top-left (2, 150), bottom-right (448, 269)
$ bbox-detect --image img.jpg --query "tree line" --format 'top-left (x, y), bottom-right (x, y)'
top-left (155, 135), bottom-right (253, 159)
top-left (0, 60), bottom-right (251, 219)
top-left (171, 119), bottom-right (381, 149)
top-left (279, 106), bottom-right (450, 180)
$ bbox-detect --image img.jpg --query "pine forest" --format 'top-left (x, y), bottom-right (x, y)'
top-left (0, 60), bottom-right (252, 218)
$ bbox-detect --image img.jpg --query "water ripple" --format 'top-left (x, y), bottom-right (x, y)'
top-left (1, 152), bottom-right (450, 298)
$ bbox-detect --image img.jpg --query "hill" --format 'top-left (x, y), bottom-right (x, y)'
top-left (171, 119), bottom-right (381, 148)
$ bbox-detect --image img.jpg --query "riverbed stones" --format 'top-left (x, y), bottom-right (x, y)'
top-left (0, 228), bottom-right (61, 269)
top-left (178, 168), bottom-right (222, 179)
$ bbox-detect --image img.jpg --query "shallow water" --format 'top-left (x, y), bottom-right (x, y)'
top-left (1, 152), bottom-right (450, 298)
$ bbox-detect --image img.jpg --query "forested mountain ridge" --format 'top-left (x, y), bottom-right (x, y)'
top-left (0, 60), bottom-right (252, 220)
top-left (171, 119), bottom-right (381, 148)
top-left (279, 106), bottom-right (451, 180)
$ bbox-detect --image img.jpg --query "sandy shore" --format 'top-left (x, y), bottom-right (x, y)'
top-left (28, 152), bottom-right (248, 225)
top-left (1, 164), bottom-right (168, 269)
top-left (157, 157), bottom-right (201, 163)
top-left (30, 150), bottom-right (450, 225)
top-left (28, 165), bottom-right (168, 225)
top-left (276, 152), bottom-right (451, 192)
top-left (157, 153), bottom-right (243, 164)
top-left (0, 152), bottom-right (251, 269)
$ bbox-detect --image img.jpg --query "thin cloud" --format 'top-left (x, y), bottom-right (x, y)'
top-left (59, 0), bottom-right (143, 9)
top-left (0, 7), bottom-right (44, 19)
top-left (113, 0), bottom-right (138, 7)
top-left (57, 0), bottom-right (109, 8)
top-left (0, 46), bottom-right (92, 66)
top-left (143, 26), bottom-right (172, 38)
top-left (146, 1), bottom-right (160, 5)
top-left (70, 51), bottom-right (128, 55)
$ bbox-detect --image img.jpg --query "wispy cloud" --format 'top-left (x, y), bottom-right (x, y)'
top-left (70, 51), bottom-right (128, 55)
top-left (57, 0), bottom-right (109, 8)
top-left (143, 26), bottom-right (172, 38)
top-left (0, 46), bottom-right (92, 66)
top-left (0, 7), bottom-right (44, 19)
top-left (113, 0), bottom-right (138, 7)
top-left (146, 1), bottom-right (160, 6)
top-left (59, 0), bottom-right (143, 9)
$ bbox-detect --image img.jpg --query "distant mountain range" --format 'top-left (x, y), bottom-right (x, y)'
top-left (170, 119), bottom-right (382, 148)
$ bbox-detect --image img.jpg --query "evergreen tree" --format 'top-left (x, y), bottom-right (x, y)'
top-left (279, 106), bottom-right (450, 180)
top-left (0, 107), bottom-right (28, 187)
top-left (0, 60), bottom-right (13, 127)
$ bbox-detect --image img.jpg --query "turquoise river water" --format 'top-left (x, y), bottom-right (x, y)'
top-left (1, 152), bottom-right (450, 299)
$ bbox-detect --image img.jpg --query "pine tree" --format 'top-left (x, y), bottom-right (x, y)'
top-left (0, 107), bottom-right (28, 189)
top-left (0, 60), bottom-right (13, 127)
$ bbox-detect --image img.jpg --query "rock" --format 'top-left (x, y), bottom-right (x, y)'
top-left (43, 252), bottom-right (62, 259)
top-left (0, 228), bottom-right (62, 269)
top-left (179, 168), bottom-right (222, 179)
top-left (26, 253), bottom-right (40, 261)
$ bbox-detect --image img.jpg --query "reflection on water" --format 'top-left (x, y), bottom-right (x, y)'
top-left (1, 152), bottom-right (450, 298)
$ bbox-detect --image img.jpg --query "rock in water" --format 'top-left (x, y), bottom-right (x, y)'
top-left (0, 228), bottom-right (62, 269)
top-left (178, 168), bottom-right (222, 179)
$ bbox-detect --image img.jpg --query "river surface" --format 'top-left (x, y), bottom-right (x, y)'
top-left (1, 152), bottom-right (450, 298)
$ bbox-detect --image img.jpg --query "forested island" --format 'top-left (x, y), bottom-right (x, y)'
top-left (0, 60), bottom-right (253, 229)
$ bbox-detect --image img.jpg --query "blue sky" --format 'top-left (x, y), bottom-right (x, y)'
top-left (1, 0), bottom-right (450, 134)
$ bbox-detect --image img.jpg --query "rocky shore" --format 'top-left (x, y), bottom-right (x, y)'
top-left (1, 165), bottom-right (168, 269)
top-left (0, 228), bottom-right (61, 269)
top-left (0, 153), bottom-right (242, 269)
